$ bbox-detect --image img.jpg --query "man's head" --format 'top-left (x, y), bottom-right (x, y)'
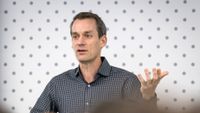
top-left (70, 12), bottom-right (107, 63)
top-left (70, 12), bottom-right (107, 38)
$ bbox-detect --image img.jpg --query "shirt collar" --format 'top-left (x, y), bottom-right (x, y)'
top-left (74, 57), bottom-right (111, 77)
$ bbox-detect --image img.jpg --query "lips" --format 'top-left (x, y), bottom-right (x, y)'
top-left (77, 49), bottom-right (88, 54)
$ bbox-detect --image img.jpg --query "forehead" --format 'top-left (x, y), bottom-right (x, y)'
top-left (71, 18), bottom-right (97, 33)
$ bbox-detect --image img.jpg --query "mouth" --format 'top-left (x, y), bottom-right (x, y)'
top-left (77, 49), bottom-right (88, 54)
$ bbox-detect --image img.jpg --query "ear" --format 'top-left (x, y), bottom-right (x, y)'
top-left (100, 35), bottom-right (107, 48)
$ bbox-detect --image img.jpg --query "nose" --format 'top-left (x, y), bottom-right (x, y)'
top-left (77, 36), bottom-right (86, 46)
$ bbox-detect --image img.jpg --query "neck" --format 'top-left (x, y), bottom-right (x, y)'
top-left (79, 57), bottom-right (102, 83)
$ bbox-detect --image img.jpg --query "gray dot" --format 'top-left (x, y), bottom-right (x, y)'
top-left (46, 36), bottom-right (50, 40)
top-left (182, 71), bottom-right (186, 75)
top-left (97, 1), bottom-right (101, 5)
top-left (30, 36), bottom-right (35, 41)
top-left (174, 44), bottom-right (178, 49)
top-left (12, 36), bottom-right (16, 40)
top-left (12, 1), bottom-right (16, 5)
top-left (63, 54), bottom-right (67, 58)
top-left (55, 10), bottom-right (59, 14)
top-left (3, 62), bottom-right (7, 67)
top-left (113, 54), bottom-right (117, 58)
top-left (131, 0), bottom-right (135, 5)
top-left (131, 36), bottom-right (135, 40)
top-left (54, 63), bottom-right (58, 67)
top-left (114, 18), bottom-right (118, 22)
top-left (46, 19), bottom-right (50, 23)
top-left (29, 1), bottom-right (33, 5)
top-left (37, 80), bottom-right (41, 84)
top-left (148, 36), bottom-right (152, 40)
top-left (174, 27), bottom-right (178, 31)
top-left (191, 80), bottom-right (195, 84)
top-left (55, 27), bottom-right (59, 31)
top-left (12, 89), bottom-right (16, 93)
top-left (139, 27), bottom-right (143, 31)
top-left (156, 62), bottom-right (160, 67)
top-left (38, 27), bottom-right (42, 31)
top-left (183, 18), bottom-right (187, 22)
top-left (4, 27), bottom-right (8, 31)
top-left (46, 71), bottom-right (50, 75)
top-left (174, 9), bottom-right (178, 13)
top-left (80, 1), bottom-right (84, 5)
top-left (21, 10), bottom-right (25, 14)
top-left (20, 98), bottom-right (24, 102)
top-left (38, 10), bottom-right (42, 14)
top-left (114, 1), bottom-right (118, 5)
top-left (148, 0), bottom-right (152, 4)
top-left (12, 71), bottom-right (16, 75)
top-left (182, 107), bottom-right (186, 111)
top-left (29, 54), bottom-right (33, 58)
top-left (165, 53), bottom-right (169, 58)
top-left (38, 45), bottom-right (42, 49)
top-left (182, 89), bottom-right (186, 93)
top-left (71, 62), bottom-right (75, 67)
top-left (4, 45), bottom-right (8, 49)
top-left (105, 9), bottom-right (109, 13)
top-left (173, 62), bottom-right (178, 67)
top-left (182, 35), bottom-right (187, 40)
top-left (148, 18), bottom-right (152, 22)
top-left (157, 9), bottom-right (161, 13)
top-left (12, 19), bottom-right (16, 23)
top-left (192, 26), bottom-right (195, 31)
top-left (46, 54), bottom-right (50, 58)
top-left (11, 106), bottom-right (15, 110)
top-left (166, 0), bottom-right (170, 4)
top-left (139, 62), bottom-right (143, 67)
top-left (20, 62), bottom-right (25, 67)
top-left (173, 98), bottom-right (177, 102)
top-left (4, 10), bottom-right (8, 14)
top-left (37, 63), bottom-right (41, 67)
top-left (191, 62), bottom-right (195, 67)
top-left (72, 10), bottom-right (76, 14)
top-left (165, 89), bottom-right (168, 93)
top-left (148, 53), bottom-right (152, 58)
top-left (131, 18), bottom-right (135, 22)
top-left (165, 18), bottom-right (169, 22)
top-left (63, 36), bottom-right (67, 40)
top-left (122, 62), bottom-right (126, 66)
top-left (122, 45), bottom-right (126, 49)
top-left (46, 1), bottom-right (50, 5)
top-left (3, 98), bottom-right (7, 101)
top-left (63, 19), bottom-right (67, 23)
top-left (55, 45), bottom-right (59, 49)
top-left (183, 0), bottom-right (187, 4)
top-left (122, 9), bottom-right (127, 13)
top-left (140, 9), bottom-right (144, 13)
top-left (192, 9), bottom-right (196, 13)
top-left (139, 45), bottom-right (143, 49)
top-left (130, 54), bottom-right (134, 58)
top-left (20, 80), bottom-right (24, 84)
top-left (182, 53), bottom-right (186, 58)
top-left (165, 107), bottom-right (169, 111)
top-left (29, 71), bottom-right (33, 75)
top-left (106, 45), bottom-right (109, 49)
top-left (191, 98), bottom-right (195, 102)
top-left (157, 27), bottom-right (161, 31)
top-left (63, 1), bottom-right (67, 5)
top-left (122, 27), bottom-right (126, 31)
top-left (29, 19), bottom-right (33, 23)
top-left (29, 89), bottom-right (32, 93)
top-left (173, 80), bottom-right (177, 84)
top-left (3, 80), bottom-right (7, 84)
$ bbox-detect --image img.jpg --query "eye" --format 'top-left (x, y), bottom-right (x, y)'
top-left (85, 34), bottom-right (92, 38)
top-left (72, 35), bottom-right (78, 39)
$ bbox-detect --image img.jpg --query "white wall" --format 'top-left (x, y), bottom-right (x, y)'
top-left (0, 0), bottom-right (200, 113)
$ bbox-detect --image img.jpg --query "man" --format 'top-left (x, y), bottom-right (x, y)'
top-left (30, 12), bottom-right (168, 113)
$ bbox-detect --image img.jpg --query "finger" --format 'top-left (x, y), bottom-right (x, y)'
top-left (137, 74), bottom-right (146, 86)
top-left (144, 68), bottom-right (150, 81)
top-left (153, 68), bottom-right (158, 80)
top-left (160, 71), bottom-right (169, 78)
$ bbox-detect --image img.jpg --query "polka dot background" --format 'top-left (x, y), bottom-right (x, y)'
top-left (0, 0), bottom-right (200, 113)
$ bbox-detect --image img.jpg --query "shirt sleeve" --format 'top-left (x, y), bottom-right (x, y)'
top-left (30, 78), bottom-right (58, 113)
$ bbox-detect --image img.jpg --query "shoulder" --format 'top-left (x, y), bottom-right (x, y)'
top-left (49, 68), bottom-right (76, 83)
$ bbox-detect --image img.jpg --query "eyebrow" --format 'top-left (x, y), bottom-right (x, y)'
top-left (71, 30), bottom-right (93, 35)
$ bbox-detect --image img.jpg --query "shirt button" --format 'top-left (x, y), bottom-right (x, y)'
top-left (87, 84), bottom-right (91, 87)
top-left (86, 102), bottom-right (89, 106)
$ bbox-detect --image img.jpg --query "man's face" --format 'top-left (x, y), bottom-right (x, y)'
top-left (71, 18), bottom-right (107, 63)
